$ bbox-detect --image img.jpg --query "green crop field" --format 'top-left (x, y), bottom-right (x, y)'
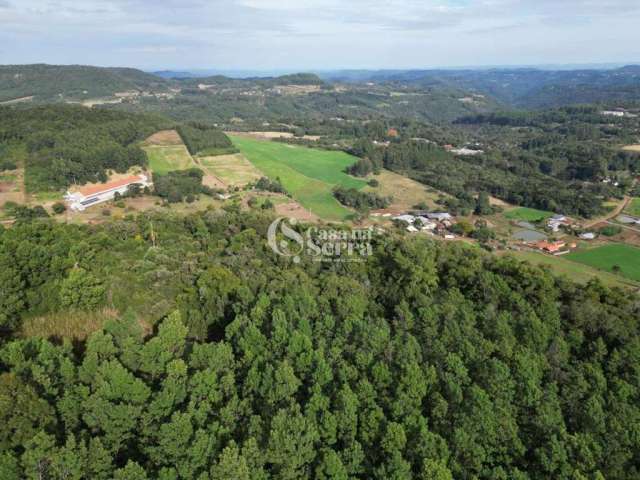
top-left (510, 251), bottom-right (639, 289)
top-left (625, 198), bottom-right (640, 217)
top-left (230, 136), bottom-right (366, 220)
top-left (505, 207), bottom-right (554, 222)
top-left (144, 145), bottom-right (195, 175)
top-left (566, 244), bottom-right (640, 282)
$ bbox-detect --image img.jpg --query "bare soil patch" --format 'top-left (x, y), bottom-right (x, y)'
top-left (226, 131), bottom-right (320, 141)
top-left (275, 201), bottom-right (319, 222)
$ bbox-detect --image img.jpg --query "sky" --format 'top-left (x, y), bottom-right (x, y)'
top-left (1, 0), bottom-right (639, 71)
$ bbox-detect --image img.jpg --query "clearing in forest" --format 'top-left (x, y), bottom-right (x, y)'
top-left (230, 135), bottom-right (366, 221)
top-left (144, 130), bottom-right (184, 146)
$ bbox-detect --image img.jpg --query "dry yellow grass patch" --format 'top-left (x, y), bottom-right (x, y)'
top-left (363, 170), bottom-right (448, 213)
top-left (144, 130), bottom-right (183, 146)
top-left (622, 145), bottom-right (640, 152)
top-left (199, 153), bottom-right (263, 187)
top-left (20, 308), bottom-right (120, 340)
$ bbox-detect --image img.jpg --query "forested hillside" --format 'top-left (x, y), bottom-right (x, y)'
top-left (0, 64), bottom-right (168, 102)
top-left (0, 105), bottom-right (172, 191)
top-left (1, 211), bottom-right (639, 479)
top-left (323, 66), bottom-right (640, 109)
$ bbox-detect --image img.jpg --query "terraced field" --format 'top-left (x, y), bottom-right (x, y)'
top-left (230, 135), bottom-right (366, 220)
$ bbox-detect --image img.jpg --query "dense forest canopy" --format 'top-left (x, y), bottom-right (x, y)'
top-left (1, 211), bottom-right (639, 479)
top-left (0, 105), bottom-right (172, 191)
top-left (176, 123), bottom-right (237, 156)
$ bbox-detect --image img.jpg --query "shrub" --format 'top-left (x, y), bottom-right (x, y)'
top-left (599, 225), bottom-right (622, 237)
top-left (52, 202), bottom-right (66, 214)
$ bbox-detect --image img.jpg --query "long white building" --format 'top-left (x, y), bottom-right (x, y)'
top-left (65, 174), bottom-right (151, 211)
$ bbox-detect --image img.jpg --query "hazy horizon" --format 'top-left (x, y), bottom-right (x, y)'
top-left (1, 1), bottom-right (639, 70)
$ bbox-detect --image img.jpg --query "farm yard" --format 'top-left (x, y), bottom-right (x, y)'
top-left (566, 244), bottom-right (640, 282)
top-left (230, 135), bottom-right (367, 221)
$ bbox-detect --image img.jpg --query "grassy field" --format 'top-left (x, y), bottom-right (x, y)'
top-left (230, 135), bottom-right (366, 220)
top-left (625, 198), bottom-right (640, 217)
top-left (144, 145), bottom-right (195, 175)
top-left (363, 170), bottom-right (447, 211)
top-left (199, 153), bottom-right (263, 186)
top-left (566, 244), bottom-right (640, 282)
top-left (505, 207), bottom-right (554, 222)
top-left (510, 251), bottom-right (639, 289)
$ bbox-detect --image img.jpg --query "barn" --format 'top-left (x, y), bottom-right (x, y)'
top-left (65, 174), bottom-right (151, 211)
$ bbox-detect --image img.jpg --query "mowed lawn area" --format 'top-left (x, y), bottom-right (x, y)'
top-left (567, 244), bottom-right (640, 282)
top-left (505, 207), bottom-right (554, 222)
top-left (230, 135), bottom-right (366, 220)
top-left (510, 251), bottom-right (639, 289)
top-left (143, 145), bottom-right (195, 175)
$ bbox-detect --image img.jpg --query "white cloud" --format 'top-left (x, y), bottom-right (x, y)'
top-left (0, 0), bottom-right (638, 69)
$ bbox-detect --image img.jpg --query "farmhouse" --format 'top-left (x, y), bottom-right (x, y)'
top-left (65, 174), bottom-right (151, 211)
top-left (534, 240), bottom-right (566, 253)
top-left (427, 212), bottom-right (452, 221)
top-left (547, 214), bottom-right (570, 232)
top-left (579, 232), bottom-right (596, 240)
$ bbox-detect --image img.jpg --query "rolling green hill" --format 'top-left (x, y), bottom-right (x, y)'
top-left (0, 64), bottom-right (168, 102)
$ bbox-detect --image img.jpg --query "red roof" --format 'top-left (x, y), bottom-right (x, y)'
top-left (535, 240), bottom-right (566, 252)
top-left (78, 175), bottom-right (145, 197)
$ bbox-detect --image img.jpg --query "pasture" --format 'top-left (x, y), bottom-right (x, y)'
top-left (505, 207), bottom-right (554, 222)
top-left (230, 135), bottom-right (366, 220)
top-left (363, 170), bottom-right (447, 212)
top-left (566, 244), bottom-right (640, 282)
top-left (198, 153), bottom-right (263, 187)
top-left (510, 251), bottom-right (639, 289)
top-left (144, 145), bottom-right (195, 175)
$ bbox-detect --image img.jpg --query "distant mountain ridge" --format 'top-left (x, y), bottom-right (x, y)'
top-left (0, 64), bottom-right (168, 102)
top-left (319, 65), bottom-right (640, 109)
